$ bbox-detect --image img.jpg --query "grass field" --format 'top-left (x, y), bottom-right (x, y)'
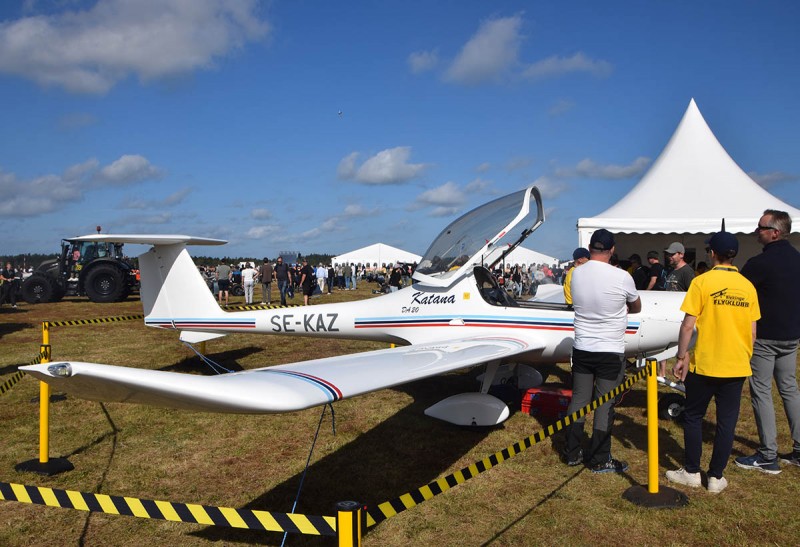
top-left (1, 285), bottom-right (799, 546)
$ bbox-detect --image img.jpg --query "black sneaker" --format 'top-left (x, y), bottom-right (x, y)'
top-left (779, 451), bottom-right (800, 468)
top-left (591, 458), bottom-right (629, 474)
top-left (564, 449), bottom-right (584, 467)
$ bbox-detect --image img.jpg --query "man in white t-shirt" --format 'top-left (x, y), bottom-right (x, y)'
top-left (563, 229), bottom-right (641, 474)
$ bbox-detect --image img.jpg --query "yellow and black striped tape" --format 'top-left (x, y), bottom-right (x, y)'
top-left (1, 350), bottom-right (48, 397)
top-left (365, 367), bottom-right (647, 526)
top-left (46, 315), bottom-right (145, 328)
top-left (0, 370), bottom-right (25, 397)
top-left (0, 482), bottom-right (336, 537)
top-left (223, 303), bottom-right (300, 311)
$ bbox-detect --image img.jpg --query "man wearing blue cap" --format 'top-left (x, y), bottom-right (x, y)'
top-left (666, 231), bottom-right (760, 494)
top-left (564, 229), bottom-right (641, 473)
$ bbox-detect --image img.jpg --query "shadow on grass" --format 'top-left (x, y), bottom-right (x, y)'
top-left (157, 346), bottom-right (264, 374)
top-left (190, 372), bottom-right (496, 545)
top-left (0, 320), bottom-right (31, 340)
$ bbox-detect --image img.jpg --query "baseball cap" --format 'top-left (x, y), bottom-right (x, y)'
top-left (589, 229), bottom-right (615, 251)
top-left (629, 253), bottom-right (642, 263)
top-left (706, 231), bottom-right (739, 255)
top-left (646, 251), bottom-right (659, 260)
top-left (665, 242), bottom-right (685, 255)
top-left (572, 247), bottom-right (591, 260)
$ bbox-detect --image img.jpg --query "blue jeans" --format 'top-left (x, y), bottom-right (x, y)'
top-left (278, 280), bottom-right (290, 305)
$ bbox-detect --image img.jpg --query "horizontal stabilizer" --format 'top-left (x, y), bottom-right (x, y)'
top-left (180, 331), bottom-right (227, 344)
top-left (70, 234), bottom-right (227, 246)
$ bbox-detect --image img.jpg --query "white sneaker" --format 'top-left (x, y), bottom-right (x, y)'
top-left (665, 468), bottom-right (701, 487)
top-left (708, 476), bottom-right (728, 494)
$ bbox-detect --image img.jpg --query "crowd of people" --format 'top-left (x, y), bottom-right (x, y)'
top-left (563, 209), bottom-right (800, 496)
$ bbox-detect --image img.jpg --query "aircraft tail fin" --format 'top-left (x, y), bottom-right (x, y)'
top-left (138, 242), bottom-right (225, 327)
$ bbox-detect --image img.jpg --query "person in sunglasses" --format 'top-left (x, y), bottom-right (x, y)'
top-left (735, 210), bottom-right (800, 473)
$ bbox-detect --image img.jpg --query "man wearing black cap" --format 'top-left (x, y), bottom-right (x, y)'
top-left (563, 247), bottom-right (590, 305)
top-left (563, 229), bottom-right (641, 473)
top-left (735, 209), bottom-right (800, 473)
top-left (666, 231), bottom-right (760, 494)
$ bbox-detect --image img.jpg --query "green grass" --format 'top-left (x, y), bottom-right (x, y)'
top-left (1, 286), bottom-right (799, 546)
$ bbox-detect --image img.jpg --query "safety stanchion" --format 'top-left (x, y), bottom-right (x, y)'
top-left (15, 322), bottom-right (74, 476)
top-left (336, 501), bottom-right (363, 547)
top-left (622, 358), bottom-right (687, 508)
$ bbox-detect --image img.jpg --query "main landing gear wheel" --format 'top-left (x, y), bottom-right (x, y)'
top-left (658, 393), bottom-right (686, 421)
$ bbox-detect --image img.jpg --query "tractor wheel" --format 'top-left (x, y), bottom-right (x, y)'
top-left (658, 393), bottom-right (686, 422)
top-left (84, 264), bottom-right (126, 303)
top-left (231, 283), bottom-right (244, 297)
top-left (21, 276), bottom-right (54, 304)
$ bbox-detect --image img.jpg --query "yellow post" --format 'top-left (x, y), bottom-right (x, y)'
top-left (336, 501), bottom-right (362, 547)
top-left (39, 322), bottom-right (51, 464)
top-left (646, 358), bottom-right (659, 493)
top-left (199, 341), bottom-right (206, 355)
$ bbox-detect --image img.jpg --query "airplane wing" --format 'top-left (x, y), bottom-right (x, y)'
top-left (21, 335), bottom-right (540, 414)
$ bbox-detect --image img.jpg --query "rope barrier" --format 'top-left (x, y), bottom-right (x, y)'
top-left (1, 350), bottom-right (48, 397)
top-left (45, 315), bottom-right (144, 328)
top-left (364, 367), bottom-right (647, 527)
top-left (0, 481), bottom-right (337, 537)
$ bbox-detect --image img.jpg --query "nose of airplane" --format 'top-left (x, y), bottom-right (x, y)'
top-left (634, 292), bottom-right (685, 355)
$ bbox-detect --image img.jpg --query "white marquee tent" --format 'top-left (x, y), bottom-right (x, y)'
top-left (501, 246), bottom-right (559, 268)
top-left (577, 99), bottom-right (800, 265)
top-left (333, 243), bottom-right (421, 268)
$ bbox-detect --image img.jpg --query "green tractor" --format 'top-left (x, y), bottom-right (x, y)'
top-left (21, 239), bottom-right (139, 304)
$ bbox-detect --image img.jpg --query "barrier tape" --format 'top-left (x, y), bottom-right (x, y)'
top-left (223, 303), bottom-right (301, 311)
top-left (0, 482), bottom-right (337, 537)
top-left (365, 367), bottom-right (647, 527)
top-left (46, 315), bottom-right (145, 328)
top-left (1, 350), bottom-right (48, 397)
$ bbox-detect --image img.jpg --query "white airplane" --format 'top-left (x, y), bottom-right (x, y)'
top-left (22, 186), bottom-right (685, 426)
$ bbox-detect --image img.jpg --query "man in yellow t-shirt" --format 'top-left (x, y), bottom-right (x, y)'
top-left (666, 231), bottom-right (760, 494)
top-left (563, 247), bottom-right (590, 305)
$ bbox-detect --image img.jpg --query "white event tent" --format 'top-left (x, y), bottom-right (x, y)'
top-left (577, 99), bottom-right (800, 265)
top-left (501, 246), bottom-right (559, 268)
top-left (333, 243), bottom-right (421, 268)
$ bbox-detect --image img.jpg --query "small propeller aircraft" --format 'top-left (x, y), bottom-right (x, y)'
top-left (22, 186), bottom-right (684, 426)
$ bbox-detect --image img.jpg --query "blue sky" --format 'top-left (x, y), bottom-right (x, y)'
top-left (1, 1), bottom-right (798, 260)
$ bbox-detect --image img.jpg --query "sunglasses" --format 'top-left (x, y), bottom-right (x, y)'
top-left (756, 224), bottom-right (777, 231)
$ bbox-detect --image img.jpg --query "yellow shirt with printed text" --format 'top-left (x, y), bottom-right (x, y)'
top-left (680, 266), bottom-right (760, 378)
top-left (564, 267), bottom-right (574, 305)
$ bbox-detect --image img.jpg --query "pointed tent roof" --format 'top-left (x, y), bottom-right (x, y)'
top-left (332, 242), bottom-right (421, 266)
top-left (578, 99), bottom-right (800, 238)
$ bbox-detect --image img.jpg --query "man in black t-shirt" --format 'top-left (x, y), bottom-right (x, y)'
top-left (629, 254), bottom-right (650, 290)
top-left (646, 251), bottom-right (666, 290)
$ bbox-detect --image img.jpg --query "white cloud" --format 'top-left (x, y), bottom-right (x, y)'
top-left (0, 0), bottom-right (270, 94)
top-left (522, 52), bottom-right (612, 80)
top-left (548, 98), bottom-right (575, 116)
top-left (162, 187), bottom-right (191, 206)
top-left (342, 203), bottom-right (379, 218)
top-left (120, 186), bottom-right (192, 209)
top-left (250, 207), bottom-right (271, 220)
top-left (410, 181), bottom-right (467, 216)
top-left (531, 176), bottom-right (568, 199)
top-left (245, 225), bottom-right (282, 239)
top-left (408, 49), bottom-right (439, 74)
top-left (95, 154), bottom-right (162, 186)
top-left (444, 15), bottom-right (523, 85)
top-left (476, 162), bottom-right (491, 173)
top-left (0, 154), bottom-right (163, 217)
top-left (338, 146), bottom-right (427, 185)
top-left (465, 177), bottom-right (493, 194)
top-left (555, 156), bottom-right (650, 180)
top-left (748, 170), bottom-right (797, 189)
